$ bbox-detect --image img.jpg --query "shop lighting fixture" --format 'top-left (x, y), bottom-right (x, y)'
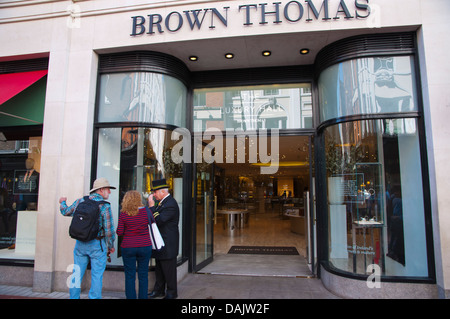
top-left (225, 53), bottom-right (234, 59)
top-left (300, 48), bottom-right (310, 55)
top-left (251, 161), bottom-right (309, 167)
top-left (189, 56), bottom-right (198, 61)
top-left (262, 50), bottom-right (271, 57)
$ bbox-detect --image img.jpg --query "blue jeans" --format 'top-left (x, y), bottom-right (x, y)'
top-left (70, 239), bottom-right (107, 299)
top-left (122, 246), bottom-right (152, 299)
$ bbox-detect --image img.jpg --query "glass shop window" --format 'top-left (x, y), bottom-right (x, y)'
top-left (0, 133), bottom-right (41, 260)
top-left (193, 83), bottom-right (313, 132)
top-left (97, 72), bottom-right (187, 127)
top-left (318, 56), bottom-right (418, 123)
top-left (96, 127), bottom-right (183, 266)
top-left (324, 118), bottom-right (429, 278)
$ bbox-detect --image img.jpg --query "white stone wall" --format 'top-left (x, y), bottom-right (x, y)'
top-left (0, 0), bottom-right (449, 296)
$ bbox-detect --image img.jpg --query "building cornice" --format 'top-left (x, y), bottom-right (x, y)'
top-left (0, 0), bottom-right (229, 24)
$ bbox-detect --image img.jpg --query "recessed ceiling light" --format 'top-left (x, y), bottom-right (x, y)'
top-left (262, 50), bottom-right (271, 57)
top-left (189, 56), bottom-right (198, 61)
top-left (225, 53), bottom-right (234, 59)
top-left (300, 48), bottom-right (310, 55)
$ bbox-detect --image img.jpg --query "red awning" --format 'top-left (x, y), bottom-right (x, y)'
top-left (0, 70), bottom-right (48, 105)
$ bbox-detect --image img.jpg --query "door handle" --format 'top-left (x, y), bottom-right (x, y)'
top-left (214, 195), bottom-right (217, 225)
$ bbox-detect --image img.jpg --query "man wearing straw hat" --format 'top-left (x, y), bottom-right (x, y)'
top-left (147, 178), bottom-right (180, 299)
top-left (59, 177), bottom-right (116, 299)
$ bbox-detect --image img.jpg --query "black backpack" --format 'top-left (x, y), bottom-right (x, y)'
top-left (69, 196), bottom-right (108, 242)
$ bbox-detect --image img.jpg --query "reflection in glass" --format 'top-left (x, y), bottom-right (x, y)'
top-left (193, 84), bottom-right (312, 132)
top-left (195, 160), bottom-right (213, 266)
top-left (96, 127), bottom-right (183, 266)
top-left (97, 73), bottom-right (187, 127)
top-left (124, 128), bottom-right (183, 196)
top-left (324, 119), bottom-right (428, 277)
top-left (319, 56), bottom-right (417, 122)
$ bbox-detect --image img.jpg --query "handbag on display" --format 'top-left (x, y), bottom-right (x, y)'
top-left (145, 207), bottom-right (165, 251)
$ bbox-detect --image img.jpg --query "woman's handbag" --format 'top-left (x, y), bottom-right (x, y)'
top-left (145, 207), bottom-right (165, 251)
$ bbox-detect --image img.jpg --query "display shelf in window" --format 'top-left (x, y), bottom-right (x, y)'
top-left (353, 162), bottom-right (384, 225)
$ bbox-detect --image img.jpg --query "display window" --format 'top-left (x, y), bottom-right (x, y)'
top-left (318, 53), bottom-right (432, 279)
top-left (95, 126), bottom-right (184, 266)
top-left (324, 119), bottom-right (428, 277)
top-left (95, 66), bottom-right (188, 266)
top-left (0, 134), bottom-right (41, 260)
top-left (0, 65), bottom-right (46, 261)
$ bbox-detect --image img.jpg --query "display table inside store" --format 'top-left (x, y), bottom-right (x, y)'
top-left (217, 209), bottom-right (248, 231)
top-left (284, 208), bottom-right (305, 235)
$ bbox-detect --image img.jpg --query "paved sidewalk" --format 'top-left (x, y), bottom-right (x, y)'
top-left (177, 274), bottom-right (340, 299)
top-left (0, 284), bottom-right (124, 299)
top-left (0, 273), bottom-right (340, 299)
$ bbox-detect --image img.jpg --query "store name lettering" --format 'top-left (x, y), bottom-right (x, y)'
top-left (130, 0), bottom-right (371, 36)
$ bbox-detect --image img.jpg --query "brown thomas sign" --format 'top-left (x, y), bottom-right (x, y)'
top-left (130, 0), bottom-right (371, 36)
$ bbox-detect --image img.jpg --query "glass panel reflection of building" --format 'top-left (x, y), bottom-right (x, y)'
top-left (193, 84), bottom-right (312, 132)
top-left (320, 56), bottom-right (428, 278)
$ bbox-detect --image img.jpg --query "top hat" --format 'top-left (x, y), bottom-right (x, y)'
top-left (90, 177), bottom-right (116, 193)
top-left (151, 178), bottom-right (169, 191)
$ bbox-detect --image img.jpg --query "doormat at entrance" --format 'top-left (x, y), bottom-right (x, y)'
top-left (228, 246), bottom-right (299, 255)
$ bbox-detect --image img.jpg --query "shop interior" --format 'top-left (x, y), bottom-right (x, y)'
top-left (199, 135), bottom-right (313, 275)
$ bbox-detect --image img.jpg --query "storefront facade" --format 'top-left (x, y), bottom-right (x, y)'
top-left (0, 0), bottom-right (448, 298)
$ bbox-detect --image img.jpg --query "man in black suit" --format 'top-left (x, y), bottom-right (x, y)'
top-left (147, 179), bottom-right (180, 299)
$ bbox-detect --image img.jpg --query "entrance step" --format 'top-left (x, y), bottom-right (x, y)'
top-left (197, 253), bottom-right (313, 278)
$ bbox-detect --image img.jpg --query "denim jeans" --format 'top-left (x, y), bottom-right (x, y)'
top-left (122, 246), bottom-right (152, 299)
top-left (70, 239), bottom-right (107, 299)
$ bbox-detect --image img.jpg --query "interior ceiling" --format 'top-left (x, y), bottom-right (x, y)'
top-left (205, 135), bottom-right (311, 177)
top-left (101, 26), bottom-right (416, 72)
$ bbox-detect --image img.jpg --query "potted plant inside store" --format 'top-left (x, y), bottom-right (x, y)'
top-left (325, 137), bottom-right (364, 205)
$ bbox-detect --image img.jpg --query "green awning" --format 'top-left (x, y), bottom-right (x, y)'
top-left (0, 75), bottom-right (47, 127)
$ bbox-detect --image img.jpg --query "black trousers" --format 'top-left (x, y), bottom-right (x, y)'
top-left (153, 258), bottom-right (177, 296)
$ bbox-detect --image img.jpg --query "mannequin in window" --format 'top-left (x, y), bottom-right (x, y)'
top-left (16, 158), bottom-right (39, 211)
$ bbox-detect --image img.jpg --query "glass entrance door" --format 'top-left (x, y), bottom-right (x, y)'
top-left (192, 134), bottom-right (316, 276)
top-left (306, 134), bottom-right (317, 275)
top-left (193, 160), bottom-right (215, 271)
